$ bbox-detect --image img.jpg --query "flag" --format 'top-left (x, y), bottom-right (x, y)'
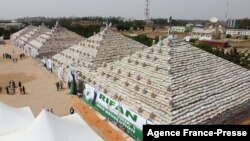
top-left (168, 16), bottom-right (172, 23)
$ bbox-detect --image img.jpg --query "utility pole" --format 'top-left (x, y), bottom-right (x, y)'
top-left (144, 0), bottom-right (150, 21)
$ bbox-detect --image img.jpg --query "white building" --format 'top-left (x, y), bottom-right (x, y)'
top-left (226, 29), bottom-right (250, 36)
top-left (191, 28), bottom-right (215, 40)
top-left (171, 26), bottom-right (186, 33)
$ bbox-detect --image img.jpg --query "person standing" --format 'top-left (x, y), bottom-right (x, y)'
top-left (12, 85), bottom-right (15, 94)
top-left (19, 87), bottom-right (23, 95)
top-left (13, 81), bottom-right (16, 88)
top-left (70, 107), bottom-right (75, 114)
top-left (5, 86), bottom-right (9, 94)
top-left (59, 81), bottom-right (63, 89)
top-left (92, 91), bottom-right (97, 106)
top-left (56, 82), bottom-right (60, 91)
top-left (18, 81), bottom-right (22, 88)
top-left (67, 81), bottom-right (71, 89)
top-left (22, 86), bottom-right (25, 94)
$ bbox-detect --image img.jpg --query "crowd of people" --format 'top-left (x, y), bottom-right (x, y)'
top-left (2, 51), bottom-right (25, 63)
top-left (5, 80), bottom-right (26, 95)
top-left (3, 53), bottom-right (12, 59)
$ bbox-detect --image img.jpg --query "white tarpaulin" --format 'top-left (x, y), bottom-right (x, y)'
top-left (41, 59), bottom-right (46, 65)
top-left (0, 102), bottom-right (35, 135)
top-left (17, 110), bottom-right (103, 141)
top-left (57, 67), bottom-right (64, 81)
top-left (67, 63), bottom-right (77, 82)
top-left (46, 59), bottom-right (53, 69)
top-left (0, 107), bottom-right (103, 141)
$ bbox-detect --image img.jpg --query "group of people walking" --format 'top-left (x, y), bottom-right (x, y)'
top-left (20, 53), bottom-right (25, 59)
top-left (5, 80), bottom-right (26, 95)
top-left (3, 53), bottom-right (12, 59)
top-left (3, 53), bottom-right (25, 63)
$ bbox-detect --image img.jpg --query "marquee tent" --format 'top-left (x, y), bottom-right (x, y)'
top-left (0, 102), bottom-right (34, 135)
top-left (18, 110), bottom-right (103, 141)
top-left (0, 107), bottom-right (103, 141)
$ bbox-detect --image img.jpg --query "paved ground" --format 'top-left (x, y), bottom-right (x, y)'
top-left (0, 41), bottom-right (73, 116)
top-left (0, 41), bottom-right (128, 141)
top-left (72, 97), bottom-right (128, 141)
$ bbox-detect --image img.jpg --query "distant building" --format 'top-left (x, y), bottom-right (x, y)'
top-left (227, 18), bottom-right (242, 28)
top-left (226, 29), bottom-right (250, 37)
top-left (227, 18), bottom-right (250, 29)
top-left (191, 28), bottom-right (215, 40)
top-left (194, 24), bottom-right (204, 28)
top-left (185, 24), bottom-right (194, 32)
top-left (0, 22), bottom-right (23, 29)
top-left (171, 26), bottom-right (186, 33)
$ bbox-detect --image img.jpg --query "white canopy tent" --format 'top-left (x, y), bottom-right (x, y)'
top-left (18, 110), bottom-right (103, 141)
top-left (0, 107), bottom-right (103, 141)
top-left (0, 102), bottom-right (35, 135)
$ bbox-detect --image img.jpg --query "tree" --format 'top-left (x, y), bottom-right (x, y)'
top-left (244, 36), bottom-right (248, 40)
top-left (226, 34), bottom-right (232, 38)
top-left (189, 38), bottom-right (198, 45)
top-left (239, 18), bottom-right (250, 29)
top-left (126, 34), bottom-right (153, 46)
top-left (0, 28), bottom-right (4, 36)
top-left (195, 43), bottom-right (250, 69)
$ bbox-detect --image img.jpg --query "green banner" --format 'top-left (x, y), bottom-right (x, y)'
top-left (83, 84), bottom-right (149, 141)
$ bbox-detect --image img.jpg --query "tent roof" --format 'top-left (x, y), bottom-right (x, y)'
top-left (0, 103), bottom-right (103, 141)
top-left (17, 110), bottom-right (103, 141)
top-left (0, 102), bottom-right (34, 135)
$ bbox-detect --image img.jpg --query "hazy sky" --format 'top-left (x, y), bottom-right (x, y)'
top-left (0, 0), bottom-right (249, 20)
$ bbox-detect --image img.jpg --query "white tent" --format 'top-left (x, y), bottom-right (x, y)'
top-left (57, 67), bottom-right (64, 81)
top-left (0, 102), bottom-right (34, 135)
top-left (18, 110), bottom-right (103, 141)
top-left (0, 102), bottom-right (103, 141)
top-left (46, 59), bottom-right (53, 69)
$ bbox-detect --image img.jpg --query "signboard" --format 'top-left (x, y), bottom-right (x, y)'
top-left (83, 84), bottom-right (149, 141)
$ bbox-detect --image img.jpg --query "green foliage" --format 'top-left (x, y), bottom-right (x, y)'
top-left (226, 34), bottom-right (232, 38)
top-left (189, 38), bottom-right (198, 44)
top-left (117, 22), bottom-right (132, 31)
top-left (239, 18), bottom-right (250, 29)
top-left (66, 24), bottom-right (101, 38)
top-left (244, 36), bottom-right (248, 40)
top-left (0, 27), bottom-right (20, 37)
top-left (60, 19), bottom-right (101, 38)
top-left (195, 44), bottom-right (250, 68)
top-left (116, 21), bottom-right (144, 32)
top-left (129, 34), bottom-right (152, 46)
top-left (152, 18), bottom-right (207, 26)
top-left (155, 36), bottom-right (159, 44)
top-left (0, 28), bottom-right (4, 36)
top-left (126, 34), bottom-right (159, 46)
